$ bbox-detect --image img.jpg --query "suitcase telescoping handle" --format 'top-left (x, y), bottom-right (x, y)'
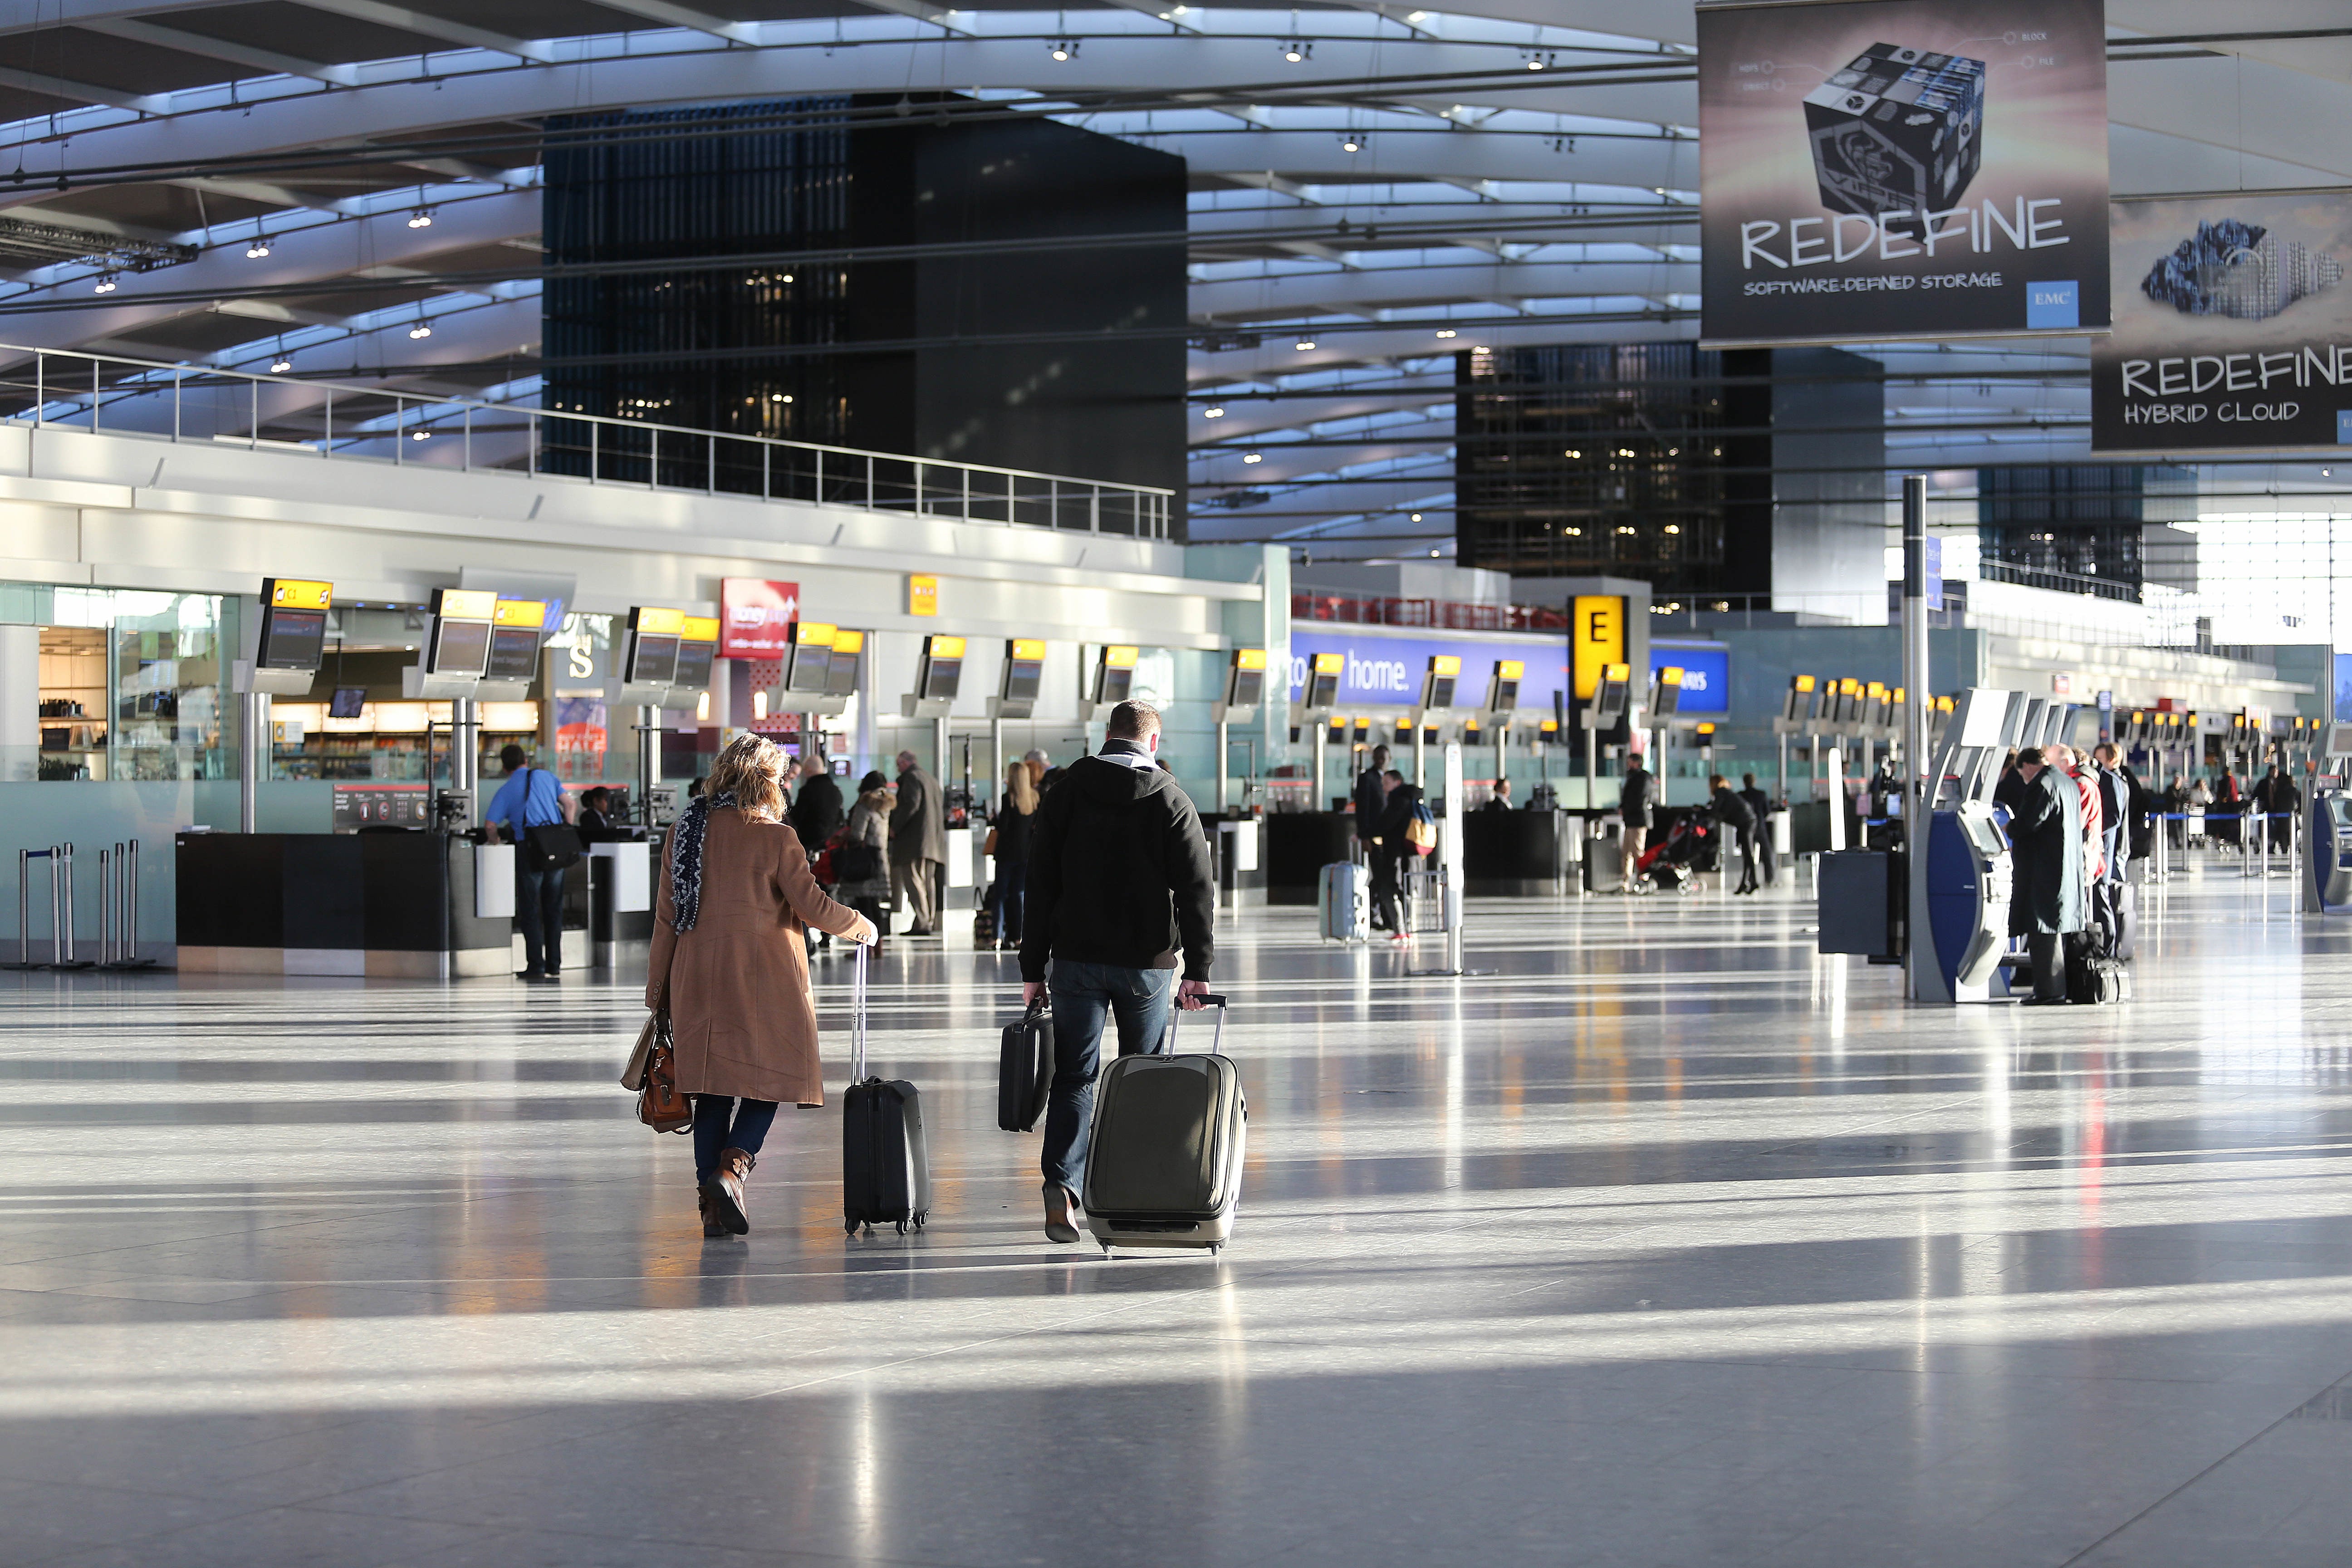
top-left (850, 940), bottom-right (870, 1083)
top-left (1166, 991), bottom-right (1228, 1054)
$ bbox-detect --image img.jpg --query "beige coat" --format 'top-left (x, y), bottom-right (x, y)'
top-left (647, 808), bottom-right (870, 1105)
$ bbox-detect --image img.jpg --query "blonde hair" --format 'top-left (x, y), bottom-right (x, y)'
top-left (704, 733), bottom-right (789, 822)
top-left (1004, 758), bottom-right (1037, 814)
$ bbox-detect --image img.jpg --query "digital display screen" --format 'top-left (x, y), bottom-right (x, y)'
top-left (260, 607), bottom-right (326, 671)
top-left (1099, 665), bottom-right (1133, 704)
top-left (1230, 668), bottom-right (1265, 707)
top-left (1964, 813), bottom-right (2008, 857)
top-left (824, 646), bottom-right (859, 698)
top-left (786, 643), bottom-right (831, 695)
top-left (328, 686), bottom-right (366, 719)
top-left (1308, 671), bottom-right (1339, 706)
top-left (1425, 674), bottom-right (1455, 709)
top-left (429, 618), bottom-right (491, 677)
top-left (920, 656), bottom-right (962, 701)
top-left (1003, 661), bottom-right (1042, 703)
top-left (1492, 678), bottom-right (1519, 710)
top-left (486, 626), bottom-right (540, 681)
top-left (627, 632), bottom-right (679, 686)
top-left (674, 639), bottom-right (715, 692)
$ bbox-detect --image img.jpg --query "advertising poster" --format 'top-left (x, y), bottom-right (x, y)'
top-left (2093, 192), bottom-right (2352, 451)
top-left (1698, 0), bottom-right (2109, 344)
top-left (719, 577), bottom-right (799, 658)
top-left (1287, 631), bottom-right (1570, 713)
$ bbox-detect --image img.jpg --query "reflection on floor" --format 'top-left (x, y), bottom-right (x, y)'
top-left (3, 865), bottom-right (2350, 1568)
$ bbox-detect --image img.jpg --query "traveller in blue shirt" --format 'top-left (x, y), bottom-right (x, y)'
top-left (484, 743), bottom-right (577, 981)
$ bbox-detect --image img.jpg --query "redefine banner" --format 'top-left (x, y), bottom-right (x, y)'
top-left (1697, 0), bottom-right (2110, 345)
top-left (2093, 192), bottom-right (2352, 452)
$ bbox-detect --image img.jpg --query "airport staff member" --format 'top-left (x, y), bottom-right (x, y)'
top-left (2004, 747), bottom-right (2085, 1006)
top-left (483, 743), bottom-right (577, 982)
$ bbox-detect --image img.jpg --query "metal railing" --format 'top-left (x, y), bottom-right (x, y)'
top-left (1976, 559), bottom-right (2141, 603)
top-left (1292, 593), bottom-right (1570, 631)
top-left (0, 344), bottom-right (1173, 539)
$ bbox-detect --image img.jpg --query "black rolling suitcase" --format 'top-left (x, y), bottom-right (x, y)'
top-left (842, 944), bottom-right (931, 1235)
top-left (1082, 995), bottom-right (1245, 1254)
top-left (998, 996), bottom-right (1053, 1132)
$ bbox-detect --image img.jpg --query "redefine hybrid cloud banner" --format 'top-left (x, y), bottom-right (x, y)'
top-left (2094, 193), bottom-right (2352, 451)
top-left (1697, 0), bottom-right (2110, 345)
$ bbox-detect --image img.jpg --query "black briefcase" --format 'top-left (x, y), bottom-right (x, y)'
top-left (997, 998), bottom-right (1052, 1132)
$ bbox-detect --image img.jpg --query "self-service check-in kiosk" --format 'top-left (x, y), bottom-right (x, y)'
top-left (234, 577), bottom-right (333, 833)
top-left (1292, 651), bottom-right (1344, 808)
top-left (607, 606), bottom-right (718, 828)
top-left (2307, 725), bottom-right (2352, 912)
top-left (404, 588), bottom-right (499, 828)
top-left (1919, 687), bottom-right (2024, 1002)
top-left (1409, 654), bottom-right (1460, 789)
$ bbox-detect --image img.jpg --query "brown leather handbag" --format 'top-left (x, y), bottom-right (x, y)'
top-left (622, 1011), bottom-right (693, 1134)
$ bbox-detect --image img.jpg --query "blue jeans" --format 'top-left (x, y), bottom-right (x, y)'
top-left (1041, 961), bottom-right (1176, 1191)
top-left (692, 1095), bottom-right (779, 1185)
top-left (516, 863), bottom-right (564, 974)
top-left (991, 862), bottom-right (1027, 942)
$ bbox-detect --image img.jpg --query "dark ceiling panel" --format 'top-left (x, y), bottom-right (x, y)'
top-left (0, 28), bottom-right (240, 94)
top-left (0, 84), bottom-right (75, 121)
top-left (37, 183), bottom-right (280, 231)
top-left (398, 240), bottom-right (544, 273)
top-left (395, 0), bottom-right (671, 33)
top-left (108, 310), bottom-right (294, 356)
top-left (160, 3), bottom-right (449, 66)
top-left (274, 282), bottom-right (442, 315)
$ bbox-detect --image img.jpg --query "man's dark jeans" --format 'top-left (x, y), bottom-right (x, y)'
top-left (516, 862), bottom-right (564, 975)
top-left (1040, 960), bottom-right (1176, 1193)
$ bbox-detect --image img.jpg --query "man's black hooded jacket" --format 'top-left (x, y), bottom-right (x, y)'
top-left (1019, 745), bottom-right (1216, 982)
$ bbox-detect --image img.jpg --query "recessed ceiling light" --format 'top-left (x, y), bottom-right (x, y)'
top-left (1435, 328), bottom-right (1458, 339)
top-left (1204, 405), bottom-right (1225, 418)
top-left (1243, 452), bottom-right (1263, 464)
top-left (1295, 338), bottom-right (1316, 351)
top-left (1410, 513), bottom-right (1423, 522)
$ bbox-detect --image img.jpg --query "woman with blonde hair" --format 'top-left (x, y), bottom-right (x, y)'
top-left (648, 733), bottom-right (877, 1237)
top-left (989, 757), bottom-right (1039, 951)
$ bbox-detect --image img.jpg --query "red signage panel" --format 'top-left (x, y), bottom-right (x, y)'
top-left (720, 578), bottom-right (799, 659)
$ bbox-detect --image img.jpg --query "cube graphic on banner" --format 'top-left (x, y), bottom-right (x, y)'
top-left (1802, 43), bottom-right (1984, 232)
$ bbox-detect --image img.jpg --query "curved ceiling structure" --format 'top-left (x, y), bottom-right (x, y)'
top-left (1, 1), bottom-right (2349, 559)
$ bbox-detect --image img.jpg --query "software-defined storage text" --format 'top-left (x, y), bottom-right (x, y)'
top-left (1745, 273), bottom-right (2002, 296)
top-left (1738, 201), bottom-right (2072, 270)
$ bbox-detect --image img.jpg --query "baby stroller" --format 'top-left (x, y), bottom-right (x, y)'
top-left (1635, 813), bottom-right (1715, 893)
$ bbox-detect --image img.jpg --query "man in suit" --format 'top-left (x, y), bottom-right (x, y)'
top-left (890, 749), bottom-right (947, 936)
top-left (1352, 744), bottom-right (1395, 928)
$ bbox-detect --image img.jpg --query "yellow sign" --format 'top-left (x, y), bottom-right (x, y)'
top-left (832, 629), bottom-right (865, 655)
top-left (265, 577), bottom-right (333, 611)
top-left (1891, 687), bottom-right (1905, 704)
top-left (492, 598), bottom-right (547, 629)
top-left (1430, 655), bottom-right (1460, 676)
top-left (1104, 644), bottom-right (1139, 669)
top-left (633, 606), bottom-right (684, 636)
top-left (1865, 681), bottom-right (1886, 699)
top-left (1235, 647), bottom-right (1268, 671)
top-left (1540, 718), bottom-right (1559, 734)
top-left (1696, 722), bottom-right (1716, 737)
top-left (681, 616), bottom-right (720, 644)
top-left (1496, 660), bottom-right (1524, 681)
top-left (1603, 662), bottom-right (1631, 682)
top-left (436, 588), bottom-right (497, 622)
top-left (926, 634), bottom-right (966, 659)
top-left (1660, 666), bottom-right (1684, 686)
top-left (1793, 674), bottom-right (1817, 693)
top-left (1313, 652), bottom-right (1343, 675)
top-left (908, 574), bottom-right (939, 617)
top-left (1328, 714), bottom-right (1348, 730)
top-left (794, 621), bottom-right (838, 647)
top-left (1010, 638), bottom-right (1047, 662)
top-left (1840, 678), bottom-right (1862, 696)
top-left (1571, 595), bottom-right (1625, 699)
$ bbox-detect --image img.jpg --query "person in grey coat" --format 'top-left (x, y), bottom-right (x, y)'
top-left (889, 750), bottom-right (947, 936)
top-left (2004, 746), bottom-right (2086, 1005)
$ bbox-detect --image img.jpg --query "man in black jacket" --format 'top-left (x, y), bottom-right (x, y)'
top-left (1353, 743), bottom-right (1397, 929)
top-left (1020, 699), bottom-right (1215, 1243)
top-left (1736, 772), bottom-right (1776, 887)
top-left (789, 755), bottom-right (845, 859)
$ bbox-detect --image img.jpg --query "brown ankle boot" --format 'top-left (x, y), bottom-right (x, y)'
top-left (704, 1147), bottom-right (755, 1235)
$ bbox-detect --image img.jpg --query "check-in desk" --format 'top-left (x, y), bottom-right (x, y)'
top-left (1265, 812), bottom-right (1358, 904)
top-left (588, 839), bottom-right (656, 968)
top-left (176, 832), bottom-right (558, 978)
top-left (1461, 808), bottom-right (1575, 896)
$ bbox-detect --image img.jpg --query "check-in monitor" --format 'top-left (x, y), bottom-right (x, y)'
top-left (1093, 645), bottom-right (1138, 706)
top-left (674, 617), bottom-right (719, 693)
top-left (1225, 647), bottom-right (1267, 708)
top-left (787, 622), bottom-right (835, 695)
top-left (485, 626), bottom-right (539, 681)
top-left (1002, 639), bottom-right (1046, 703)
top-left (1651, 666), bottom-right (1684, 717)
top-left (1305, 652), bottom-right (1342, 709)
top-left (328, 686), bottom-right (366, 720)
top-left (1419, 654), bottom-right (1459, 711)
top-left (825, 630), bottom-right (863, 698)
top-left (1486, 659), bottom-right (1522, 713)
top-left (918, 635), bottom-right (965, 701)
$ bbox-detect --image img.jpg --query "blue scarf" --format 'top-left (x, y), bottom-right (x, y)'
top-left (667, 789), bottom-right (738, 934)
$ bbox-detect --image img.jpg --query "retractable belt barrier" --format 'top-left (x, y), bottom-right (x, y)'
top-left (7, 840), bottom-right (152, 971)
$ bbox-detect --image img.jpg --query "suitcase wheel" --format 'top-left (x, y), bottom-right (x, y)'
top-left (845, 1219), bottom-right (861, 1235)
top-left (895, 1220), bottom-right (906, 1235)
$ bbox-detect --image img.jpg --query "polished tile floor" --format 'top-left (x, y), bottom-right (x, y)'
top-left (4, 858), bottom-right (2351, 1567)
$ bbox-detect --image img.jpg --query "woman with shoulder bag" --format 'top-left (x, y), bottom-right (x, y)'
top-left (647, 734), bottom-right (877, 1238)
top-left (834, 770), bottom-right (895, 951)
top-left (987, 758), bottom-right (1037, 951)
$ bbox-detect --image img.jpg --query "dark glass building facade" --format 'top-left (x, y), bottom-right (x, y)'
top-left (1977, 466), bottom-right (2195, 593)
